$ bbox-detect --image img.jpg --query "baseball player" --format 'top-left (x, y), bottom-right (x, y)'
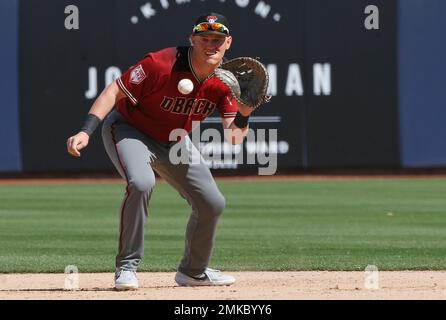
top-left (66, 13), bottom-right (253, 290)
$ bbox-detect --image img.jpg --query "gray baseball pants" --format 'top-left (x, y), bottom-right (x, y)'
top-left (101, 110), bottom-right (225, 276)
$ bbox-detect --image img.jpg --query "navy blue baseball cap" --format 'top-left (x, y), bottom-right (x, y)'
top-left (192, 12), bottom-right (230, 36)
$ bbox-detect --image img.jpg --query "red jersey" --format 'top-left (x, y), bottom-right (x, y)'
top-left (116, 46), bottom-right (238, 142)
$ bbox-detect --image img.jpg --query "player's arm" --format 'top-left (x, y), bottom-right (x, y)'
top-left (89, 80), bottom-right (126, 120)
top-left (66, 81), bottom-right (126, 157)
top-left (222, 103), bottom-right (253, 145)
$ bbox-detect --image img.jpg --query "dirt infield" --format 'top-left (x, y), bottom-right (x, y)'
top-left (1, 271), bottom-right (446, 300)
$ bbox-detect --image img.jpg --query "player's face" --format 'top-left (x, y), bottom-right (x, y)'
top-left (191, 34), bottom-right (232, 66)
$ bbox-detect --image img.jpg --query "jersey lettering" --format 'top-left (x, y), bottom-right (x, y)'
top-left (172, 98), bottom-right (187, 113)
top-left (194, 100), bottom-right (207, 114)
top-left (182, 98), bottom-right (196, 115)
top-left (202, 100), bottom-right (215, 115)
top-left (159, 96), bottom-right (216, 117)
top-left (160, 96), bottom-right (174, 111)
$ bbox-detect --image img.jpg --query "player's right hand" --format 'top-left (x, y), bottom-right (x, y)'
top-left (66, 131), bottom-right (90, 157)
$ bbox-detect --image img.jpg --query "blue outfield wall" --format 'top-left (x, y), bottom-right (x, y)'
top-left (399, 0), bottom-right (446, 167)
top-left (0, 0), bottom-right (22, 172)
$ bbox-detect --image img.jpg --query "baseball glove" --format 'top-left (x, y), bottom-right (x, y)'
top-left (215, 57), bottom-right (271, 110)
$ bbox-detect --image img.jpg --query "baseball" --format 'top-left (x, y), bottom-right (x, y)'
top-left (178, 79), bottom-right (194, 95)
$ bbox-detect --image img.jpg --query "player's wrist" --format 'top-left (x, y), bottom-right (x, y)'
top-left (78, 131), bottom-right (90, 139)
top-left (80, 114), bottom-right (101, 136)
top-left (233, 112), bottom-right (249, 129)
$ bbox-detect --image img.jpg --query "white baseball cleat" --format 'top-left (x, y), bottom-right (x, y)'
top-left (115, 269), bottom-right (139, 291)
top-left (175, 268), bottom-right (236, 286)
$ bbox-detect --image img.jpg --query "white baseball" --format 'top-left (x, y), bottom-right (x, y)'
top-left (178, 79), bottom-right (194, 95)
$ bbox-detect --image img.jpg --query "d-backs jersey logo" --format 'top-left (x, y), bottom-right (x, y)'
top-left (129, 65), bottom-right (147, 84)
top-left (160, 96), bottom-right (216, 116)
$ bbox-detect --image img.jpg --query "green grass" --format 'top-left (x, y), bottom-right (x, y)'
top-left (0, 178), bottom-right (446, 273)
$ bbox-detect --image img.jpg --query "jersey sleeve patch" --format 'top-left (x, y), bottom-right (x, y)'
top-left (129, 64), bottom-right (147, 84)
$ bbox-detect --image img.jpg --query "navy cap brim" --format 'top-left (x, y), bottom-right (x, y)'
top-left (194, 30), bottom-right (229, 36)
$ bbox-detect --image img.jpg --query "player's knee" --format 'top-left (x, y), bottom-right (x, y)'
top-left (128, 175), bottom-right (155, 193)
top-left (206, 193), bottom-right (226, 217)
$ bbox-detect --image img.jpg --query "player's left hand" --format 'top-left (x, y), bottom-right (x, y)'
top-left (66, 131), bottom-right (90, 157)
